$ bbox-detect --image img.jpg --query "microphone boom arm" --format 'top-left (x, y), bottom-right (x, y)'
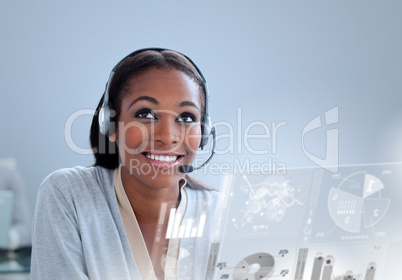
top-left (179, 126), bottom-right (216, 173)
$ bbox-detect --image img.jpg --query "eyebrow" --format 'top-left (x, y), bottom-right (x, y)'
top-left (127, 96), bottom-right (200, 111)
top-left (127, 96), bottom-right (159, 110)
top-left (179, 101), bottom-right (200, 111)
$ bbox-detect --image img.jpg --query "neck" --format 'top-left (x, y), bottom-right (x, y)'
top-left (120, 167), bottom-right (182, 224)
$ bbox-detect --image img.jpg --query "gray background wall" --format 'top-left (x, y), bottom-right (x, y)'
top-left (1, 0), bottom-right (401, 212)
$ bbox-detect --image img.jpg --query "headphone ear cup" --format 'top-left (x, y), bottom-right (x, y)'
top-left (98, 105), bottom-right (111, 136)
top-left (199, 115), bottom-right (212, 149)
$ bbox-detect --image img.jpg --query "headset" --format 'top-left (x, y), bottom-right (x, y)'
top-left (98, 48), bottom-right (216, 173)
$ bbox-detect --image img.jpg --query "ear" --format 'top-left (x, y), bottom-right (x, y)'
top-left (109, 132), bottom-right (117, 143)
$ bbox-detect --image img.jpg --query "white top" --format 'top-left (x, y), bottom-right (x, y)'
top-left (114, 166), bottom-right (187, 279)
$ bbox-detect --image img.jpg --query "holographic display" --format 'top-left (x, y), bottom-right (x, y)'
top-left (207, 163), bottom-right (402, 279)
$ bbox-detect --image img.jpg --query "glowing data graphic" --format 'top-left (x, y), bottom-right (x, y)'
top-left (237, 175), bottom-right (303, 226)
top-left (328, 172), bottom-right (390, 233)
top-left (232, 253), bottom-right (275, 280)
top-left (165, 208), bottom-right (206, 239)
top-left (221, 171), bottom-right (310, 240)
top-left (306, 252), bottom-right (376, 280)
top-left (212, 163), bottom-right (402, 280)
top-left (210, 237), bottom-right (295, 280)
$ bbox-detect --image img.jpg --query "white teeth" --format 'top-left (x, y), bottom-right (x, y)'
top-left (146, 153), bottom-right (178, 162)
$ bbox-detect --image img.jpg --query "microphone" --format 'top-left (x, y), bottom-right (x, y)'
top-left (179, 126), bottom-right (216, 173)
top-left (179, 165), bottom-right (194, 173)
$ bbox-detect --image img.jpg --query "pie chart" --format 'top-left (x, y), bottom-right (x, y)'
top-left (328, 172), bottom-right (390, 233)
top-left (233, 252), bottom-right (275, 280)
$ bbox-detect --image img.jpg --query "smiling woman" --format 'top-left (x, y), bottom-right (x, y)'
top-left (30, 49), bottom-right (222, 280)
top-left (115, 69), bottom-right (202, 190)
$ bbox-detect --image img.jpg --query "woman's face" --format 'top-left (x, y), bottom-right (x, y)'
top-left (115, 67), bottom-right (202, 189)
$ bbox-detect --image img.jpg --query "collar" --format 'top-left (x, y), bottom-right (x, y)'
top-left (114, 166), bottom-right (187, 280)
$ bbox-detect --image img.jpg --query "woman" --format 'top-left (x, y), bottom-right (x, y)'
top-left (31, 48), bottom-right (222, 280)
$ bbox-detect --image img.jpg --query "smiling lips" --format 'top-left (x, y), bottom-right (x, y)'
top-left (143, 152), bottom-right (183, 168)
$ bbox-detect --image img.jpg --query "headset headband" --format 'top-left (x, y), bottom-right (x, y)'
top-left (98, 48), bottom-right (212, 148)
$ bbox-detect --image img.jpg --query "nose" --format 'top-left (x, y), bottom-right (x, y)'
top-left (153, 117), bottom-right (181, 146)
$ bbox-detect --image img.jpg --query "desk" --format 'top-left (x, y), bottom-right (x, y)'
top-left (0, 248), bottom-right (30, 280)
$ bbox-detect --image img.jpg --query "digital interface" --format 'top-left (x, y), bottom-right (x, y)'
top-left (207, 163), bottom-right (402, 280)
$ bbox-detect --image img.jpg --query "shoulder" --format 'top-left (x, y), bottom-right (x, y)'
top-left (38, 166), bottom-right (114, 198)
top-left (41, 165), bottom-right (112, 186)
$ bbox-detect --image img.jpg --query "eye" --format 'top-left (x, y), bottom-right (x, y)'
top-left (135, 108), bottom-right (156, 119)
top-left (177, 113), bottom-right (196, 123)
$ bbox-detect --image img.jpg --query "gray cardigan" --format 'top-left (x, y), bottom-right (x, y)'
top-left (30, 166), bottom-right (222, 279)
